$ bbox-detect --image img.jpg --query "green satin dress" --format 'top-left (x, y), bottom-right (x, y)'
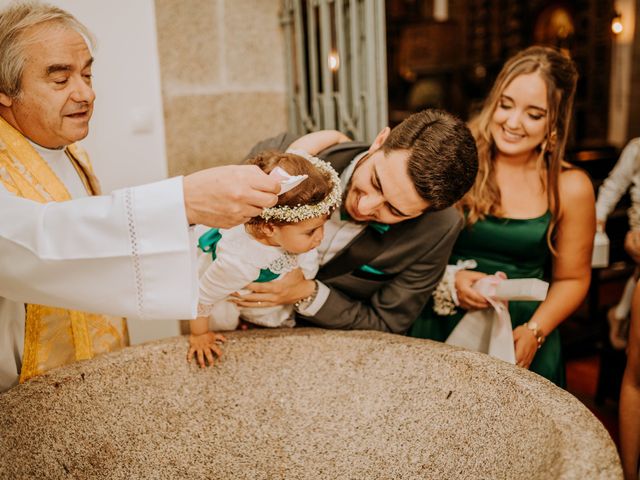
top-left (409, 211), bottom-right (565, 387)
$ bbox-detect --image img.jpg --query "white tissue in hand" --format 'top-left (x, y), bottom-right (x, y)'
top-left (270, 166), bottom-right (308, 195)
top-left (494, 279), bottom-right (549, 301)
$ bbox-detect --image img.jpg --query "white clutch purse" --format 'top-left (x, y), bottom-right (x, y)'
top-left (591, 231), bottom-right (610, 268)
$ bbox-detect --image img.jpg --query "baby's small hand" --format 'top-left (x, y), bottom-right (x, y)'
top-left (187, 331), bottom-right (226, 368)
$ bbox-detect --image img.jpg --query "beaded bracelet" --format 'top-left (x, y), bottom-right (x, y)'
top-left (524, 321), bottom-right (546, 349)
top-left (294, 280), bottom-right (319, 313)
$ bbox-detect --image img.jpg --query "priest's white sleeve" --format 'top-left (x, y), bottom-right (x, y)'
top-left (0, 177), bottom-right (198, 320)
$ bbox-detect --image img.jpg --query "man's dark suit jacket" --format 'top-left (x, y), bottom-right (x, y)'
top-left (246, 133), bottom-right (463, 334)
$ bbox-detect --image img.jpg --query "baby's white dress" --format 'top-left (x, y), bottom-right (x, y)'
top-left (196, 224), bottom-right (318, 331)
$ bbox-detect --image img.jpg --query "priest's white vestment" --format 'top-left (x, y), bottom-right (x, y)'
top-left (0, 173), bottom-right (198, 392)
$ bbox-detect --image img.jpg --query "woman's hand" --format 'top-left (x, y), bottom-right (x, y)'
top-left (513, 325), bottom-right (537, 369)
top-left (454, 270), bottom-right (490, 310)
top-left (187, 331), bottom-right (226, 368)
top-left (230, 269), bottom-right (314, 307)
top-left (625, 230), bottom-right (640, 264)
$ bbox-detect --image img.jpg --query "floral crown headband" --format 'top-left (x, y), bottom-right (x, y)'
top-left (259, 149), bottom-right (342, 223)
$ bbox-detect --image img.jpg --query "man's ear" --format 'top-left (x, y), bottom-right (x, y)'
top-left (0, 92), bottom-right (13, 108)
top-left (367, 127), bottom-right (391, 154)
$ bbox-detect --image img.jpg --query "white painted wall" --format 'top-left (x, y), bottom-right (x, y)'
top-left (48, 0), bottom-right (169, 191)
top-left (1, 0), bottom-right (180, 343)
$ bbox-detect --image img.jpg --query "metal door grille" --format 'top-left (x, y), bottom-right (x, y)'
top-left (281, 0), bottom-right (388, 142)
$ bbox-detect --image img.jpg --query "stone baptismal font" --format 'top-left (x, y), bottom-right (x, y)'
top-left (0, 329), bottom-right (622, 478)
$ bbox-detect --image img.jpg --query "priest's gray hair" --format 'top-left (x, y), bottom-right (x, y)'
top-left (0, 1), bottom-right (95, 98)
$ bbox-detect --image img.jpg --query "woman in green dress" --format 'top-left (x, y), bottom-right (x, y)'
top-left (409, 46), bottom-right (596, 387)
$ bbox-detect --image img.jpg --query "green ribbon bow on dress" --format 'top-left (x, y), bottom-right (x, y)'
top-left (198, 228), bottom-right (281, 283)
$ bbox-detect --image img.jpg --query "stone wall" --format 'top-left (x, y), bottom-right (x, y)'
top-left (155, 0), bottom-right (287, 176)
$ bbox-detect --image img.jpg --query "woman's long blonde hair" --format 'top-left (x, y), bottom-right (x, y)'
top-left (461, 46), bottom-right (578, 251)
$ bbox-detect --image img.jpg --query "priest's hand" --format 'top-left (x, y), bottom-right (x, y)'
top-left (231, 268), bottom-right (313, 307)
top-left (183, 165), bottom-right (280, 228)
top-left (187, 331), bottom-right (226, 368)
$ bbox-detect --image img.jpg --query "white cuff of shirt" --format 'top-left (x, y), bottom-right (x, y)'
top-left (296, 281), bottom-right (330, 316)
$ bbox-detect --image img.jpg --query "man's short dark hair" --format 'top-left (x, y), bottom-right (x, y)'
top-left (382, 109), bottom-right (478, 211)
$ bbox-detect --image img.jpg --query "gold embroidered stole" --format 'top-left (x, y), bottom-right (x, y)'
top-left (0, 116), bottom-right (128, 383)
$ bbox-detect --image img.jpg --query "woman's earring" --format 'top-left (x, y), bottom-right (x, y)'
top-left (542, 131), bottom-right (557, 154)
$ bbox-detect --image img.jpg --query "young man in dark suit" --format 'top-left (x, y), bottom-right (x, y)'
top-left (234, 109), bottom-right (478, 334)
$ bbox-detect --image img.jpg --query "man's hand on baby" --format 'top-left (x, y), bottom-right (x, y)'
top-left (187, 331), bottom-right (227, 368)
top-left (230, 268), bottom-right (308, 307)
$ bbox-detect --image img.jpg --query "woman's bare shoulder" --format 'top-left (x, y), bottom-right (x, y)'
top-left (558, 167), bottom-right (594, 204)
